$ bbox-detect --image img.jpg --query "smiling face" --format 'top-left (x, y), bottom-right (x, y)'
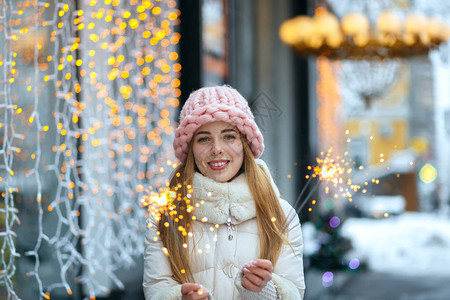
top-left (192, 121), bottom-right (244, 182)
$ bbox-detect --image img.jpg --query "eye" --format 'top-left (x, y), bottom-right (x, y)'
top-left (224, 134), bottom-right (236, 141)
top-left (197, 136), bottom-right (209, 143)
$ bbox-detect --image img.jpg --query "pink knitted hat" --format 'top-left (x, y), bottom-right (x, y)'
top-left (173, 85), bottom-right (264, 163)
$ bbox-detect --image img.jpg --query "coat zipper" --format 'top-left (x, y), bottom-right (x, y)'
top-left (226, 217), bottom-right (233, 240)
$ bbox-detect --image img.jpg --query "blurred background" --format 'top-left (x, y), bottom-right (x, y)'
top-left (1, 0), bottom-right (450, 299)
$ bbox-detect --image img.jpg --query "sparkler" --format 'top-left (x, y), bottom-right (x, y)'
top-left (142, 148), bottom-right (373, 284)
top-left (142, 188), bottom-right (195, 283)
top-left (265, 147), bottom-right (364, 259)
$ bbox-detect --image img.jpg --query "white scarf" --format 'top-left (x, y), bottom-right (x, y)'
top-left (192, 171), bottom-right (256, 225)
top-left (191, 159), bottom-right (280, 225)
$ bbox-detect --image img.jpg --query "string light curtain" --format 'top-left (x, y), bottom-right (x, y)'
top-left (0, 0), bottom-right (180, 298)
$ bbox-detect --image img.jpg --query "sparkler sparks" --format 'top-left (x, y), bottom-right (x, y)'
top-left (141, 186), bottom-right (195, 282)
top-left (265, 147), bottom-right (376, 258)
top-left (310, 148), bottom-right (369, 203)
top-left (142, 189), bottom-right (177, 219)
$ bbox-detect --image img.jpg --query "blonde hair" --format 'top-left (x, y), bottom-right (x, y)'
top-left (159, 135), bottom-right (287, 283)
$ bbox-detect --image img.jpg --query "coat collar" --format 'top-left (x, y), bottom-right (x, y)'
top-left (191, 159), bottom-right (280, 225)
top-left (192, 171), bottom-right (255, 225)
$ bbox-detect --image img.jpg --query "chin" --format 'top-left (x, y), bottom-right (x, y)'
top-left (214, 176), bottom-right (231, 183)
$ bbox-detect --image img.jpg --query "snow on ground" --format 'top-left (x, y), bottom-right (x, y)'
top-left (340, 212), bottom-right (450, 276)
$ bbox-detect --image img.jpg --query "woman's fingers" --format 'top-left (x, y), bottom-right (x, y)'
top-left (251, 259), bottom-right (273, 272)
top-left (242, 269), bottom-right (265, 292)
top-left (241, 259), bottom-right (274, 292)
top-left (241, 273), bottom-right (262, 292)
top-left (181, 283), bottom-right (209, 300)
top-left (247, 265), bottom-right (272, 280)
top-left (181, 283), bottom-right (200, 295)
top-left (245, 259), bottom-right (273, 280)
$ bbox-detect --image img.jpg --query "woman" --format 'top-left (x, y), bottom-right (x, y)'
top-left (143, 86), bottom-right (305, 299)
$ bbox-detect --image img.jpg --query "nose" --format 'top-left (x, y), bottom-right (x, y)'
top-left (211, 140), bottom-right (224, 156)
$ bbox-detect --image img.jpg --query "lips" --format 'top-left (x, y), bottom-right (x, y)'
top-left (208, 160), bottom-right (230, 171)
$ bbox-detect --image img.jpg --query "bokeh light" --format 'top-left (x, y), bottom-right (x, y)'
top-left (349, 258), bottom-right (360, 270)
top-left (322, 271), bottom-right (334, 287)
top-left (0, 0), bottom-right (181, 298)
top-left (329, 216), bottom-right (341, 228)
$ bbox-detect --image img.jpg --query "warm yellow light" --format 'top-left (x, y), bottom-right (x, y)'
top-left (161, 64), bottom-right (171, 73)
top-left (169, 52), bottom-right (178, 60)
top-left (168, 12), bottom-right (177, 21)
top-left (145, 54), bottom-right (154, 62)
top-left (419, 163), bottom-right (437, 184)
top-left (405, 13), bottom-right (427, 35)
top-left (152, 7), bottom-right (161, 15)
top-left (129, 19), bottom-right (139, 29)
top-left (142, 67), bottom-right (151, 75)
top-left (427, 18), bottom-right (447, 41)
top-left (342, 13), bottom-right (369, 36)
top-left (280, 7), bottom-right (450, 58)
top-left (377, 11), bottom-right (402, 35)
top-left (280, 18), bottom-right (303, 46)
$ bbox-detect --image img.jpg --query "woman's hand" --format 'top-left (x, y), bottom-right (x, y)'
top-left (241, 259), bottom-right (273, 292)
top-left (181, 283), bottom-right (209, 300)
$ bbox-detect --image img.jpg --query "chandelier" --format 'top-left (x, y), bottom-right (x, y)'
top-left (337, 58), bottom-right (401, 108)
top-left (279, 6), bottom-right (450, 59)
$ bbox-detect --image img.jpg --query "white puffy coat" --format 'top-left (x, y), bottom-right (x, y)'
top-left (143, 160), bottom-right (305, 299)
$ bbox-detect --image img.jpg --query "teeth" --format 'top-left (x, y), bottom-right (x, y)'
top-left (210, 162), bottom-right (227, 167)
